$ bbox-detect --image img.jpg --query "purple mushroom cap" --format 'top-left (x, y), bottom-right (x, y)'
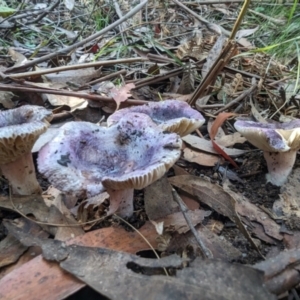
top-left (0, 105), bottom-right (53, 164)
top-left (107, 100), bottom-right (205, 136)
top-left (38, 113), bottom-right (182, 198)
top-left (0, 105), bottom-right (52, 195)
top-left (234, 119), bottom-right (300, 152)
top-left (234, 119), bottom-right (300, 186)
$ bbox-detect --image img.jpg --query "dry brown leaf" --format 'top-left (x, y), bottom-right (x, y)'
top-left (144, 177), bottom-right (179, 220)
top-left (195, 95), bottom-right (211, 107)
top-left (177, 63), bottom-right (195, 94)
top-left (180, 192), bottom-right (200, 210)
top-left (0, 234), bottom-right (27, 268)
top-left (253, 249), bottom-right (300, 295)
top-left (249, 97), bottom-right (267, 123)
top-left (223, 181), bottom-right (282, 243)
top-left (172, 164), bottom-right (189, 176)
top-left (168, 175), bottom-right (261, 253)
top-left (110, 83), bottom-right (135, 110)
top-left (183, 147), bottom-right (222, 166)
top-left (0, 246), bottom-right (42, 281)
top-left (207, 118), bottom-right (225, 139)
top-left (202, 34), bottom-right (226, 78)
top-left (276, 168), bottom-right (300, 230)
top-left (41, 187), bottom-right (84, 239)
top-left (171, 167), bottom-right (200, 210)
top-left (4, 220), bottom-right (274, 300)
top-left (283, 232), bottom-right (300, 250)
top-left (236, 202), bottom-right (282, 242)
top-left (209, 112), bottom-right (239, 168)
top-left (0, 194), bottom-right (83, 240)
top-left (0, 91), bottom-right (14, 108)
top-left (161, 93), bottom-right (192, 102)
top-left (44, 67), bottom-right (101, 85)
top-left (44, 94), bottom-right (87, 111)
top-left (210, 113), bottom-right (237, 141)
top-left (72, 192), bottom-right (109, 230)
top-left (0, 222), bottom-right (158, 300)
top-left (235, 26), bottom-right (259, 40)
top-left (167, 226), bottom-right (241, 262)
top-left (237, 37), bottom-right (254, 48)
top-left (0, 218), bottom-right (48, 269)
top-left (182, 134), bottom-right (248, 157)
top-left (8, 48), bottom-right (28, 67)
top-left (27, 81), bottom-right (67, 89)
top-left (169, 175), bottom-right (237, 220)
top-left (155, 210), bottom-right (211, 234)
top-left (216, 132), bottom-right (246, 147)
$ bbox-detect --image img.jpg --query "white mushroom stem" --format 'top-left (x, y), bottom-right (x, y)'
top-left (0, 152), bottom-right (42, 195)
top-left (264, 150), bottom-right (297, 186)
top-left (106, 188), bottom-right (134, 217)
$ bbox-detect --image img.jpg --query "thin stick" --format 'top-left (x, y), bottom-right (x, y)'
top-left (134, 67), bottom-right (184, 89)
top-left (248, 8), bottom-right (286, 25)
top-left (213, 80), bottom-right (257, 114)
top-left (0, 84), bottom-right (148, 105)
top-left (83, 69), bottom-right (127, 87)
top-left (5, 0), bottom-right (149, 73)
top-left (188, 41), bottom-right (237, 106)
top-left (197, 104), bottom-right (224, 109)
top-left (4, 57), bottom-right (148, 79)
top-left (171, 0), bottom-right (230, 36)
top-left (229, 0), bottom-right (251, 40)
top-left (171, 188), bottom-right (213, 259)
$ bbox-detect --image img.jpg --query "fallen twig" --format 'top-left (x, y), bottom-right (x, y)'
top-left (133, 67), bottom-right (184, 89)
top-left (3, 58), bottom-right (148, 79)
top-left (171, 0), bottom-right (230, 36)
top-left (82, 70), bottom-right (127, 88)
top-left (188, 41), bottom-right (237, 106)
top-left (0, 84), bottom-right (148, 105)
top-left (172, 188), bottom-right (213, 259)
top-left (214, 79), bottom-right (257, 115)
top-left (5, 0), bottom-right (149, 73)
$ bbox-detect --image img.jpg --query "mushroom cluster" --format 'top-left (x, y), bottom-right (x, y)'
top-left (234, 119), bottom-right (300, 186)
top-left (0, 105), bottom-right (52, 195)
top-left (107, 99), bottom-right (205, 136)
top-left (38, 113), bottom-right (182, 217)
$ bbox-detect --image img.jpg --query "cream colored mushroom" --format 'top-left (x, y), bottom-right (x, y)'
top-left (234, 119), bottom-right (300, 186)
top-left (0, 105), bottom-right (52, 195)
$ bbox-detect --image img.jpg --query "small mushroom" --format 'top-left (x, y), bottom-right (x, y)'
top-left (38, 113), bottom-right (182, 217)
top-left (107, 100), bottom-right (205, 136)
top-left (0, 105), bottom-right (53, 195)
top-left (234, 119), bottom-right (300, 186)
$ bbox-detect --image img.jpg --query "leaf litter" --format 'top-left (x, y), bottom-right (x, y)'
top-left (0, 0), bottom-right (300, 299)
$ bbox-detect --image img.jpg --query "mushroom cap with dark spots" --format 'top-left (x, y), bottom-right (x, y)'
top-left (107, 100), bottom-right (205, 136)
top-left (0, 105), bottom-right (53, 164)
top-left (38, 113), bottom-right (182, 197)
top-left (234, 119), bottom-right (300, 152)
